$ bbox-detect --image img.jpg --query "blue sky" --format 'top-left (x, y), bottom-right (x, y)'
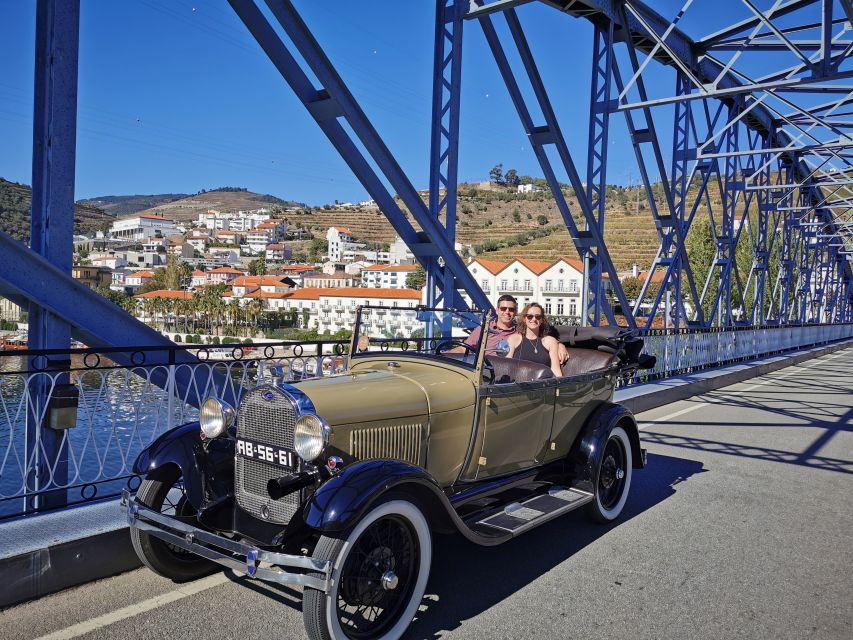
top-left (0, 1), bottom-right (845, 206)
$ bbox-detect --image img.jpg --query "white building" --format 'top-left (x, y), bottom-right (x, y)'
top-left (90, 255), bottom-right (127, 270)
top-left (109, 214), bottom-right (179, 241)
top-left (196, 210), bottom-right (272, 232)
top-left (281, 287), bottom-right (423, 334)
top-left (265, 243), bottom-right (291, 263)
top-left (388, 236), bottom-right (416, 265)
top-left (360, 264), bottom-right (419, 289)
top-left (327, 226), bottom-right (354, 262)
top-left (124, 270), bottom-right (155, 293)
top-left (464, 256), bottom-right (586, 319)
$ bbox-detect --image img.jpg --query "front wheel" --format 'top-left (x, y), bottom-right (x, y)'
top-left (587, 425), bottom-right (633, 523)
top-left (303, 499), bottom-right (432, 640)
top-left (130, 467), bottom-right (216, 582)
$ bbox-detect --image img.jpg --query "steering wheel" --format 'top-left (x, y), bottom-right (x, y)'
top-left (434, 339), bottom-right (476, 356)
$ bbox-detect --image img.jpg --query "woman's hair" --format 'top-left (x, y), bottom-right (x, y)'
top-left (517, 302), bottom-right (549, 338)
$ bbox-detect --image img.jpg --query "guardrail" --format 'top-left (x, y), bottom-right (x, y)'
top-left (1, 324), bottom-right (850, 520)
top-left (633, 323), bottom-right (853, 383)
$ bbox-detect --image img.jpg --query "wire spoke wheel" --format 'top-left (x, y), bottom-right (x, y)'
top-left (587, 425), bottom-right (633, 523)
top-left (303, 499), bottom-right (432, 640)
top-left (130, 467), bottom-right (216, 581)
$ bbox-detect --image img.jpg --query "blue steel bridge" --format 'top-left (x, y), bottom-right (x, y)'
top-left (0, 0), bottom-right (852, 614)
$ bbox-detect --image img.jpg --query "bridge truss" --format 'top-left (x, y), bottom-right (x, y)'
top-left (232, 0), bottom-right (853, 330)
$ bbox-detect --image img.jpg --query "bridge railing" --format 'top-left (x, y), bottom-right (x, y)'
top-left (633, 323), bottom-right (853, 383)
top-left (1, 324), bottom-right (850, 520)
top-left (0, 340), bottom-right (351, 520)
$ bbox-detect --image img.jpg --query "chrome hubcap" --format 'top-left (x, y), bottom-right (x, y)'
top-left (381, 570), bottom-right (398, 591)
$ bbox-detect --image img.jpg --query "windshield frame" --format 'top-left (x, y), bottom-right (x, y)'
top-left (348, 304), bottom-right (490, 370)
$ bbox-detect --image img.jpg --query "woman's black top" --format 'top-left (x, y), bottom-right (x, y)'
top-left (512, 335), bottom-right (551, 367)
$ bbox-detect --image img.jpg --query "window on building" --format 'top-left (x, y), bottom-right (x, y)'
top-left (500, 279), bottom-right (508, 290)
top-left (482, 280), bottom-right (489, 290)
top-left (524, 279), bottom-right (531, 291)
top-left (570, 279), bottom-right (578, 293)
top-left (512, 279), bottom-right (519, 290)
top-left (544, 279), bottom-right (552, 291)
top-left (545, 301), bottom-right (552, 314)
top-left (569, 301), bottom-right (577, 316)
top-left (557, 301), bottom-right (564, 315)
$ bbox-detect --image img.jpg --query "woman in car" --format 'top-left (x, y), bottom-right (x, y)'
top-left (506, 302), bottom-right (563, 378)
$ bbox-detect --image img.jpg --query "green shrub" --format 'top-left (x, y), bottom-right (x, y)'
top-left (212, 336), bottom-right (220, 345)
top-left (243, 338), bottom-right (253, 344)
top-left (174, 335), bottom-right (182, 342)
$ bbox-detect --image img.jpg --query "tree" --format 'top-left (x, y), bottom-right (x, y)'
top-left (536, 214), bottom-right (548, 226)
top-left (505, 168), bottom-right (519, 187)
top-left (405, 266), bottom-right (426, 290)
top-left (489, 164), bottom-right (504, 185)
top-left (248, 257), bottom-right (267, 276)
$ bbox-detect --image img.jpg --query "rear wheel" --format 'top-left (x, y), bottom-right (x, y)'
top-left (587, 425), bottom-right (633, 523)
top-left (303, 499), bottom-right (432, 640)
top-left (130, 467), bottom-right (216, 582)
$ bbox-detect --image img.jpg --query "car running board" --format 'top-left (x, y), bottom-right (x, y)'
top-left (473, 486), bottom-right (593, 536)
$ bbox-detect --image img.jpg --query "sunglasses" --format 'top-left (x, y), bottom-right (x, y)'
top-left (525, 314), bottom-right (543, 321)
top-left (498, 306), bottom-right (517, 312)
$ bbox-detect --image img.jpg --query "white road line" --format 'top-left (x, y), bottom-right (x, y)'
top-left (32, 573), bottom-right (230, 640)
top-left (637, 350), bottom-right (846, 430)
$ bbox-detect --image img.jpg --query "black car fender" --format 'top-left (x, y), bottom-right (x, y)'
top-left (132, 421), bottom-right (207, 507)
top-left (303, 458), bottom-right (506, 543)
top-left (569, 402), bottom-right (644, 494)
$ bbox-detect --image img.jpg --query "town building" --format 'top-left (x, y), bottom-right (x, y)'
top-left (360, 264), bottom-right (419, 289)
top-left (326, 226), bottom-right (354, 262)
top-left (281, 287), bottom-right (424, 334)
top-left (108, 214), bottom-right (179, 241)
top-left (205, 266), bottom-right (244, 285)
top-left (303, 272), bottom-right (359, 288)
top-left (265, 243), bottom-right (291, 263)
top-left (464, 256), bottom-right (588, 320)
top-left (71, 265), bottom-right (112, 289)
top-left (124, 270), bottom-right (156, 293)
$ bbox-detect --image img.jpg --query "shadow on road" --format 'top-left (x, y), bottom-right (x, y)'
top-left (406, 451), bottom-right (704, 639)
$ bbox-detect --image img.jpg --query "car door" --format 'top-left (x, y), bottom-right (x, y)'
top-left (468, 381), bottom-right (556, 480)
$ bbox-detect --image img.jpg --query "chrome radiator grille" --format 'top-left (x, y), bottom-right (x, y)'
top-left (350, 423), bottom-right (423, 466)
top-left (235, 386), bottom-right (300, 525)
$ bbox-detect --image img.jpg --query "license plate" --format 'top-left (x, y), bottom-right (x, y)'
top-left (236, 438), bottom-right (297, 469)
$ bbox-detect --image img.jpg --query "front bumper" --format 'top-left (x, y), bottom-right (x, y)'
top-left (121, 490), bottom-right (331, 592)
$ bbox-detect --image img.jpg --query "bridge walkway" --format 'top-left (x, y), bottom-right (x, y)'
top-left (2, 346), bottom-right (851, 640)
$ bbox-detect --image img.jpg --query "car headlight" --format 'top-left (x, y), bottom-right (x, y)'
top-left (294, 413), bottom-right (329, 462)
top-left (200, 397), bottom-right (235, 439)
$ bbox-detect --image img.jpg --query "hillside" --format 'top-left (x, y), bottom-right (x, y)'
top-left (0, 178), bottom-right (113, 244)
top-left (77, 193), bottom-right (189, 217)
top-left (133, 189), bottom-right (305, 223)
top-left (287, 183), bottom-right (687, 271)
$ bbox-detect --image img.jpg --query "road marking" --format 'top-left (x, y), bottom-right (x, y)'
top-left (637, 350), bottom-right (846, 430)
top-left (32, 573), bottom-right (230, 640)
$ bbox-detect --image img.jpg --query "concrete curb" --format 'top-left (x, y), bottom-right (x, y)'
top-left (2, 338), bottom-right (850, 609)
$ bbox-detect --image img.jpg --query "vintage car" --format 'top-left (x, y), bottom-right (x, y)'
top-left (123, 305), bottom-right (652, 640)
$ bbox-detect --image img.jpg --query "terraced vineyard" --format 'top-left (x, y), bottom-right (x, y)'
top-left (288, 183), bottom-right (680, 271)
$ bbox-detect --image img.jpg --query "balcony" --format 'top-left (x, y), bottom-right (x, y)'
top-left (498, 285), bottom-right (534, 294)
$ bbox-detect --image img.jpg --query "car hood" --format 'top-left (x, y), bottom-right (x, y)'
top-left (295, 367), bottom-right (474, 425)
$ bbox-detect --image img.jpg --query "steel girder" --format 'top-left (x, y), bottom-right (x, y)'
top-left (466, 0), bottom-right (852, 329)
top-left (227, 0), bottom-right (490, 313)
top-left (427, 0), bottom-right (466, 311)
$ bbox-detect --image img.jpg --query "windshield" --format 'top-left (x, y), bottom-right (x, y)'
top-left (351, 305), bottom-right (488, 367)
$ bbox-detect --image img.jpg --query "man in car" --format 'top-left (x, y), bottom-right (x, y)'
top-left (464, 294), bottom-right (569, 363)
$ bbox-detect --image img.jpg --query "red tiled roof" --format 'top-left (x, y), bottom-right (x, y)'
top-left (232, 276), bottom-right (286, 287)
top-left (208, 267), bottom-right (244, 274)
top-left (131, 270), bottom-right (155, 278)
top-left (556, 256), bottom-right (585, 273)
top-left (333, 226), bottom-right (352, 234)
top-left (470, 258), bottom-right (508, 275)
top-left (514, 258), bottom-right (553, 275)
top-left (135, 290), bottom-right (193, 300)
